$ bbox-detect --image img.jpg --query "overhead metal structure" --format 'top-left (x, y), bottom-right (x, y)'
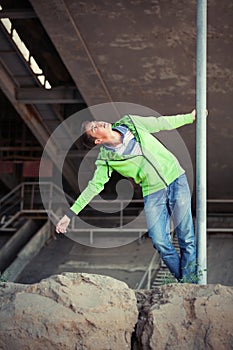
top-left (15, 86), bottom-right (84, 104)
top-left (0, 7), bottom-right (86, 191)
top-left (0, 9), bottom-right (37, 19)
top-left (196, 0), bottom-right (207, 284)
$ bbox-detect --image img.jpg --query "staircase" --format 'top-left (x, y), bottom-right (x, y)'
top-left (151, 234), bottom-right (179, 287)
top-left (0, 183), bottom-right (52, 281)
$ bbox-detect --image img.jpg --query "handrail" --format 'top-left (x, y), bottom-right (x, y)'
top-left (0, 182), bottom-right (147, 233)
top-left (135, 251), bottom-right (159, 290)
top-left (0, 198), bottom-right (21, 217)
top-left (0, 183), bottom-right (22, 208)
top-left (0, 211), bottom-right (21, 229)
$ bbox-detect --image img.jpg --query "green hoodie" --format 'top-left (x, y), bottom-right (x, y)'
top-left (69, 113), bottom-right (193, 216)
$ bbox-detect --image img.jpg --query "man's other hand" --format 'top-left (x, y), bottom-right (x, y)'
top-left (56, 215), bottom-right (70, 234)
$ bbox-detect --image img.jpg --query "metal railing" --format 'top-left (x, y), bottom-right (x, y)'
top-left (0, 182), bottom-right (147, 234)
top-left (0, 183), bottom-right (22, 217)
top-left (0, 182), bottom-right (70, 230)
top-left (1, 182), bottom-right (233, 235)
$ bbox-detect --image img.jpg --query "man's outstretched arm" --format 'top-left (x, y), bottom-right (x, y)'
top-left (56, 162), bottom-right (112, 233)
top-left (130, 109), bottom-right (196, 133)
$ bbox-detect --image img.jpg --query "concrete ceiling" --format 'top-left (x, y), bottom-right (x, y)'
top-left (28, 1), bottom-right (232, 110)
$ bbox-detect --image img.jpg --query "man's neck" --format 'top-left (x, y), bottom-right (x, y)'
top-left (104, 130), bottom-right (122, 147)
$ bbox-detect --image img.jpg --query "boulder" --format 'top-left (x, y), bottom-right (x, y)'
top-left (0, 273), bottom-right (138, 350)
top-left (1, 273), bottom-right (233, 350)
top-left (135, 283), bottom-right (233, 350)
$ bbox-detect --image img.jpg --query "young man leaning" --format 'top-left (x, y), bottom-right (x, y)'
top-left (56, 109), bottom-right (197, 283)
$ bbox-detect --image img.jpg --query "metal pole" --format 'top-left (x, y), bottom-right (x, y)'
top-left (120, 201), bottom-right (123, 228)
top-left (196, 0), bottom-right (207, 284)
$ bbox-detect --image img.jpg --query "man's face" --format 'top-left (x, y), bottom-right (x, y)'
top-left (85, 121), bottom-right (112, 143)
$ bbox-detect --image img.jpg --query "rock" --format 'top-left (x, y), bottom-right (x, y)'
top-left (1, 274), bottom-right (233, 350)
top-left (134, 283), bottom-right (233, 350)
top-left (0, 273), bottom-right (138, 350)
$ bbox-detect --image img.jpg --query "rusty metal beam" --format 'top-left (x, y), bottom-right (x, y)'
top-left (0, 147), bottom-right (42, 151)
top-left (0, 9), bottom-right (37, 19)
top-left (16, 86), bottom-right (84, 104)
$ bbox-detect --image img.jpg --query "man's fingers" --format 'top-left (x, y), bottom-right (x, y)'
top-left (56, 226), bottom-right (61, 234)
top-left (56, 227), bottom-right (67, 234)
top-left (56, 223), bottom-right (67, 234)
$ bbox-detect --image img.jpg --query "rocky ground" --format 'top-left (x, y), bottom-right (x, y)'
top-left (134, 283), bottom-right (233, 349)
top-left (0, 273), bottom-right (232, 350)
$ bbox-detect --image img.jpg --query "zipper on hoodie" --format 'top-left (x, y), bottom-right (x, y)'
top-left (99, 116), bottom-right (168, 187)
top-left (128, 115), bottom-right (169, 187)
top-left (106, 161), bottom-right (111, 178)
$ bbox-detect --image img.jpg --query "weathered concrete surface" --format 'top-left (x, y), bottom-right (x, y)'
top-left (135, 283), bottom-right (233, 350)
top-left (207, 234), bottom-right (233, 286)
top-left (0, 273), bottom-right (138, 350)
top-left (17, 234), bottom-right (155, 289)
top-left (17, 233), bottom-right (233, 288)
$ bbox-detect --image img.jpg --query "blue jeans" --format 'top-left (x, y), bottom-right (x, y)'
top-left (144, 174), bottom-right (197, 282)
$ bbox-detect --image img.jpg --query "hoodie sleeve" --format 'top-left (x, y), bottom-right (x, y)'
top-left (130, 113), bottom-right (194, 133)
top-left (66, 162), bottom-right (113, 217)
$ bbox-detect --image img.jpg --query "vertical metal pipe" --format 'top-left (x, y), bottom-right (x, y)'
top-left (120, 201), bottom-right (123, 228)
top-left (196, 0), bottom-right (207, 284)
top-left (20, 183), bottom-right (24, 211)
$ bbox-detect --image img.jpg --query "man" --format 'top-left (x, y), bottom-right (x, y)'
top-left (56, 109), bottom-right (197, 282)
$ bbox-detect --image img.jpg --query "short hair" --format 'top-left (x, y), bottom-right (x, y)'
top-left (80, 121), bottom-right (96, 149)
